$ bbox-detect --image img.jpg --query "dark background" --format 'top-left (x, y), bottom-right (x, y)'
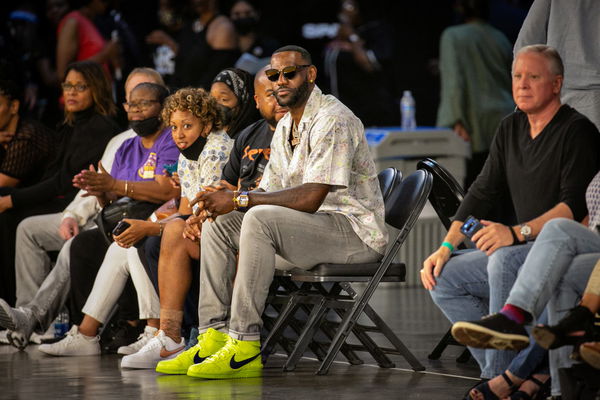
top-left (0, 0), bottom-right (533, 127)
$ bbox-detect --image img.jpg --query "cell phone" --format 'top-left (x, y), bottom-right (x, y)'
top-left (460, 216), bottom-right (484, 239)
top-left (163, 163), bottom-right (178, 176)
top-left (112, 220), bottom-right (130, 236)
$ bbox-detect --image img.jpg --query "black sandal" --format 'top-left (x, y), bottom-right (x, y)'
top-left (466, 372), bottom-right (515, 400)
top-left (532, 305), bottom-right (595, 350)
top-left (508, 376), bottom-right (550, 400)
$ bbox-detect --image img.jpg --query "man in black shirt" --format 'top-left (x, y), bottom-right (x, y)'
top-left (420, 45), bottom-right (600, 392)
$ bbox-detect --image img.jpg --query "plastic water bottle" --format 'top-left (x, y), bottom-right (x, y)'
top-left (400, 90), bottom-right (417, 130)
top-left (54, 311), bottom-right (70, 338)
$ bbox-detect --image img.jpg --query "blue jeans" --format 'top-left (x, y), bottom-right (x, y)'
top-left (506, 218), bottom-right (600, 317)
top-left (500, 218), bottom-right (600, 395)
top-left (429, 242), bottom-right (534, 378)
top-left (508, 309), bottom-right (549, 379)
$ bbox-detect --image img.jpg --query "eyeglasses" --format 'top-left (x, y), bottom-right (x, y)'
top-left (61, 83), bottom-right (89, 92)
top-left (265, 65), bottom-right (311, 82)
top-left (123, 100), bottom-right (160, 111)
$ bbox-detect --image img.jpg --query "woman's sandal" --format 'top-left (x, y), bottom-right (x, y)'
top-left (508, 376), bottom-right (550, 400)
top-left (466, 372), bottom-right (515, 400)
top-left (532, 305), bottom-right (595, 350)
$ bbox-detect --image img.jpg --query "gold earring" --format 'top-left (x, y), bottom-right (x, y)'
top-left (309, 79), bottom-right (314, 83)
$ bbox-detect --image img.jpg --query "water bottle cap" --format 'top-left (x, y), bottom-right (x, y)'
top-left (403, 90), bottom-right (412, 96)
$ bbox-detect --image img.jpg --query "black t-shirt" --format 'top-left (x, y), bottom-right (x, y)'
top-left (455, 105), bottom-right (600, 224)
top-left (221, 119), bottom-right (274, 191)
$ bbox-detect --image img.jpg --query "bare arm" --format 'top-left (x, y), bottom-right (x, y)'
top-left (111, 175), bottom-right (181, 203)
top-left (0, 173), bottom-right (20, 187)
top-left (511, 202), bottom-right (573, 242)
top-left (56, 17), bottom-right (79, 80)
top-left (247, 183), bottom-right (331, 213)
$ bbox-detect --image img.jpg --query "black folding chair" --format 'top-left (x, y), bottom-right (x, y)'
top-left (262, 170), bottom-right (431, 375)
top-left (261, 167), bottom-right (403, 364)
top-left (416, 158), bottom-right (471, 362)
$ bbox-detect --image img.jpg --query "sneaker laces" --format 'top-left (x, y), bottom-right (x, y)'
top-left (129, 330), bottom-right (156, 351)
top-left (205, 337), bottom-right (236, 363)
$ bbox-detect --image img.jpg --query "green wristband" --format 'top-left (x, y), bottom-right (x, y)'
top-left (441, 241), bottom-right (455, 252)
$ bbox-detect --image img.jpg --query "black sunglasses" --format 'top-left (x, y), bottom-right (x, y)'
top-left (265, 65), bottom-right (311, 82)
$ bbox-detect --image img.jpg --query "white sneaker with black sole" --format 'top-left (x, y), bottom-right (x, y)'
top-left (38, 326), bottom-right (101, 356)
top-left (121, 330), bottom-right (184, 369)
top-left (118, 325), bottom-right (158, 355)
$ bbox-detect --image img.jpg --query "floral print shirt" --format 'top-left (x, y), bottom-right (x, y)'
top-left (178, 129), bottom-right (233, 211)
top-left (259, 86), bottom-right (388, 254)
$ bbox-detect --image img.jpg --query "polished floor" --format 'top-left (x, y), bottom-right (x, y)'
top-left (0, 286), bottom-right (482, 399)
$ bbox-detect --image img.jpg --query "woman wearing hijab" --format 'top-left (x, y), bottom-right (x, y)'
top-left (209, 67), bottom-right (259, 138)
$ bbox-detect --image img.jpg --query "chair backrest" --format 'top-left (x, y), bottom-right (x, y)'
top-left (416, 158), bottom-right (465, 230)
top-left (377, 167), bottom-right (402, 202)
top-left (385, 169), bottom-right (433, 231)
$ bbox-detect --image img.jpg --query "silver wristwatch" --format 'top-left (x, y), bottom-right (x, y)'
top-left (520, 224), bottom-right (532, 241)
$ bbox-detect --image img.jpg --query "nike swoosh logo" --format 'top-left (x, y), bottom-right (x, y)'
top-left (159, 345), bottom-right (184, 358)
top-left (193, 351), bottom-right (207, 364)
top-left (229, 353), bottom-right (260, 369)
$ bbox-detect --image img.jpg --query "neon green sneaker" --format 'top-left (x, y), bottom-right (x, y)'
top-left (155, 328), bottom-right (227, 375)
top-left (187, 336), bottom-right (262, 379)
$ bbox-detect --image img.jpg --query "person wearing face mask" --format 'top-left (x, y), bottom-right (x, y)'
top-left (134, 68), bottom-right (287, 367)
top-left (229, 0), bottom-right (280, 75)
top-left (27, 87), bottom-right (233, 360)
top-left (0, 68), bottom-right (165, 348)
top-left (209, 67), bottom-right (259, 139)
top-left (0, 82), bottom-right (180, 352)
top-left (146, 0), bottom-right (238, 90)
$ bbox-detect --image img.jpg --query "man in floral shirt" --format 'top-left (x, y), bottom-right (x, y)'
top-left (155, 45), bottom-right (387, 379)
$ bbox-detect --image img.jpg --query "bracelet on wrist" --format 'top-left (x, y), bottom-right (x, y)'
top-left (441, 241), bottom-right (454, 252)
top-left (509, 226), bottom-right (524, 245)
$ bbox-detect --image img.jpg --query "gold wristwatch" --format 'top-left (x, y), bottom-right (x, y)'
top-left (233, 191), bottom-right (250, 212)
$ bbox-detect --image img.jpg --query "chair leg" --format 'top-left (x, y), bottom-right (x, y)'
top-left (261, 293), bottom-right (302, 358)
top-left (283, 297), bottom-right (329, 371)
top-left (428, 329), bottom-right (453, 360)
top-left (456, 348), bottom-right (471, 363)
top-left (363, 304), bottom-right (424, 371)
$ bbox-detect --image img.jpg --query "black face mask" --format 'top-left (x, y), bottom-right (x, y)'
top-left (180, 135), bottom-right (207, 160)
top-left (217, 104), bottom-right (236, 127)
top-left (130, 116), bottom-right (162, 137)
top-left (233, 17), bottom-right (258, 35)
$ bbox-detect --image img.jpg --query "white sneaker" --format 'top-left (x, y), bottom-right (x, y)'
top-left (0, 330), bottom-right (9, 345)
top-left (117, 325), bottom-right (158, 355)
top-left (121, 330), bottom-right (184, 369)
top-left (38, 326), bottom-right (101, 356)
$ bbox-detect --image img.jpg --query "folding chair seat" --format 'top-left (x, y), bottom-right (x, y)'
top-left (416, 158), bottom-right (471, 362)
top-left (262, 170), bottom-right (431, 375)
top-left (261, 167), bottom-right (402, 365)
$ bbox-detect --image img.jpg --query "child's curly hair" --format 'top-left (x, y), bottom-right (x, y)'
top-left (161, 87), bottom-right (223, 130)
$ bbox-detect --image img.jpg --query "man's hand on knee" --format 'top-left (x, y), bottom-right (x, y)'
top-left (421, 246), bottom-right (451, 290)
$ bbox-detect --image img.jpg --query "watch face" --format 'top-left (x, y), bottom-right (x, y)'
top-left (238, 195), bottom-right (249, 207)
top-left (521, 225), bottom-right (532, 235)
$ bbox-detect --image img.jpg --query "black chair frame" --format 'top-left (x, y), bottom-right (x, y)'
top-left (262, 170), bottom-right (431, 375)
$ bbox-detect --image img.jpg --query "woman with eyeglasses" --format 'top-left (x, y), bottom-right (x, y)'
top-left (0, 60), bottom-right (121, 305)
top-left (32, 87), bottom-right (231, 360)
top-left (209, 67), bottom-right (259, 139)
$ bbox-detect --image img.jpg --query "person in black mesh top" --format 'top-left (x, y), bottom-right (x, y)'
top-left (0, 80), bottom-right (55, 188)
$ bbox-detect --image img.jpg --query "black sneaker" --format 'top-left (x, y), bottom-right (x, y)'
top-left (451, 313), bottom-right (529, 351)
top-left (100, 320), bottom-right (144, 354)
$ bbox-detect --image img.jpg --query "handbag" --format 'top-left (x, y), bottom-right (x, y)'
top-left (95, 196), bottom-right (159, 244)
